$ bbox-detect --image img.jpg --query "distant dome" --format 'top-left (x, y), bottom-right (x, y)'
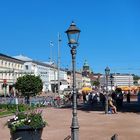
top-left (13, 54), bottom-right (32, 61)
top-left (83, 60), bottom-right (90, 71)
top-left (83, 60), bottom-right (89, 67)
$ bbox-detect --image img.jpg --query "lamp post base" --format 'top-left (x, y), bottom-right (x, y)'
top-left (71, 117), bottom-right (79, 140)
top-left (105, 95), bottom-right (108, 114)
top-left (71, 127), bottom-right (79, 140)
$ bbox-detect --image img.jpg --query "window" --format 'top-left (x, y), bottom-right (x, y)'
top-left (25, 65), bottom-right (29, 70)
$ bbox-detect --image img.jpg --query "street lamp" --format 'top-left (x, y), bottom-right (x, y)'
top-left (105, 66), bottom-right (110, 114)
top-left (65, 21), bottom-right (81, 140)
top-left (110, 74), bottom-right (114, 92)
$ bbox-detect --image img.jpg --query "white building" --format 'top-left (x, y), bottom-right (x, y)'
top-left (24, 61), bottom-right (49, 92)
top-left (14, 55), bottom-right (68, 93)
top-left (113, 73), bottom-right (134, 87)
top-left (100, 73), bottom-right (134, 90)
top-left (47, 65), bottom-right (68, 92)
top-left (14, 55), bottom-right (50, 92)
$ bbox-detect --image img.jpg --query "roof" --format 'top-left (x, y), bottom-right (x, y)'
top-left (0, 53), bottom-right (24, 64)
top-left (13, 54), bottom-right (32, 61)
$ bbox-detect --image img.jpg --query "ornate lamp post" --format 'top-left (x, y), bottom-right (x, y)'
top-left (65, 21), bottom-right (81, 140)
top-left (105, 66), bottom-right (110, 114)
top-left (110, 74), bottom-right (114, 92)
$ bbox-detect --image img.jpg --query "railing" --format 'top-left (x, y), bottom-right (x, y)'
top-left (0, 97), bottom-right (46, 105)
top-left (0, 96), bottom-right (72, 108)
top-left (0, 97), bottom-right (24, 104)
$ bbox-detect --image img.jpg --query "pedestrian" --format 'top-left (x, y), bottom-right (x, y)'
top-left (82, 92), bottom-right (86, 104)
top-left (127, 91), bottom-right (130, 103)
top-left (93, 93), bottom-right (98, 103)
top-left (137, 89), bottom-right (140, 103)
top-left (88, 92), bottom-right (93, 104)
top-left (100, 92), bottom-right (105, 107)
top-left (111, 91), bottom-right (117, 101)
top-left (118, 92), bottom-right (123, 107)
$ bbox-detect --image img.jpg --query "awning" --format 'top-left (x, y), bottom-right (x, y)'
top-left (117, 86), bottom-right (138, 91)
top-left (81, 87), bottom-right (92, 92)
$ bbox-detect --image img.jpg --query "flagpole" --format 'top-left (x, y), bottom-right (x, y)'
top-left (57, 33), bottom-right (61, 95)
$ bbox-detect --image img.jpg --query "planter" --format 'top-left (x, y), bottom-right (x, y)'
top-left (10, 125), bottom-right (44, 140)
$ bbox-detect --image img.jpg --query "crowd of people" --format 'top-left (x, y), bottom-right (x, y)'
top-left (41, 87), bottom-right (140, 114)
top-left (81, 88), bottom-right (140, 114)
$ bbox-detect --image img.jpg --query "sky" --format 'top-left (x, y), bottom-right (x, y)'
top-left (0, 0), bottom-right (140, 75)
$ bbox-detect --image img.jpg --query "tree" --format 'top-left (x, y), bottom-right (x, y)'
top-left (115, 88), bottom-right (122, 93)
top-left (133, 74), bottom-right (140, 85)
top-left (15, 75), bottom-right (43, 103)
top-left (133, 74), bottom-right (140, 81)
top-left (92, 81), bottom-right (100, 87)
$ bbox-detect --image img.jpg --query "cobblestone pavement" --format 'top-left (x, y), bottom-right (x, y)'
top-left (1, 101), bottom-right (140, 140)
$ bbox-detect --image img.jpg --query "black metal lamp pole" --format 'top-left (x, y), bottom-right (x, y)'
top-left (65, 21), bottom-right (81, 140)
top-left (105, 66), bottom-right (110, 114)
top-left (110, 74), bottom-right (113, 93)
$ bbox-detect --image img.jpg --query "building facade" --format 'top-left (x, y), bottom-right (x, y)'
top-left (14, 55), bottom-right (68, 93)
top-left (24, 61), bottom-right (49, 92)
top-left (67, 70), bottom-right (82, 89)
top-left (0, 53), bottom-right (94, 95)
top-left (113, 73), bottom-right (134, 87)
top-left (0, 53), bottom-right (24, 96)
top-left (100, 73), bottom-right (134, 90)
top-left (82, 60), bottom-right (92, 87)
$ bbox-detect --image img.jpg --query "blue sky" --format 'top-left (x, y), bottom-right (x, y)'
top-left (0, 0), bottom-right (140, 75)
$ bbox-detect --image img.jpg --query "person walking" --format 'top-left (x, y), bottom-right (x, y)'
top-left (137, 89), bottom-right (140, 103)
top-left (127, 91), bottom-right (131, 103)
top-left (82, 92), bottom-right (87, 104)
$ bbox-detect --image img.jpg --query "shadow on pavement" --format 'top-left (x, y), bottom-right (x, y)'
top-left (61, 101), bottom-right (140, 114)
top-left (118, 101), bottom-right (140, 114)
top-left (78, 101), bottom-right (140, 114)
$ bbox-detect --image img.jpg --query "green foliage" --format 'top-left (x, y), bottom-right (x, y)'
top-left (133, 74), bottom-right (140, 85)
top-left (7, 109), bottom-right (46, 132)
top-left (0, 104), bottom-right (7, 109)
top-left (0, 110), bottom-right (13, 116)
top-left (115, 88), bottom-right (122, 93)
top-left (92, 81), bottom-right (100, 87)
top-left (134, 81), bottom-right (138, 85)
top-left (15, 75), bottom-right (43, 97)
top-left (133, 74), bottom-right (140, 81)
top-left (0, 104), bottom-right (36, 117)
top-left (6, 104), bottom-right (29, 112)
top-left (28, 111), bottom-right (46, 129)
